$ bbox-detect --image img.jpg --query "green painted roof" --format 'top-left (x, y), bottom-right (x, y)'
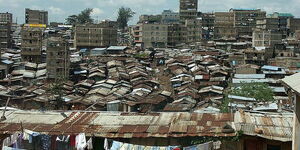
top-left (278, 13), bottom-right (294, 17)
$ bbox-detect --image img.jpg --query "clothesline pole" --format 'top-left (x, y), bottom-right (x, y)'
top-left (1, 97), bottom-right (11, 121)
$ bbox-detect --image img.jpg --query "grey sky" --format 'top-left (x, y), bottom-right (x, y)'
top-left (0, 0), bottom-right (299, 24)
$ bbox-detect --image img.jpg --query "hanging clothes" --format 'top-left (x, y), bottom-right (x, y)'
top-left (40, 134), bottom-right (51, 150)
top-left (2, 146), bottom-right (26, 150)
top-left (86, 138), bottom-right (93, 150)
top-left (70, 135), bottom-right (76, 147)
top-left (2, 136), bottom-right (11, 148)
top-left (12, 134), bottom-right (23, 149)
top-left (56, 135), bottom-right (71, 150)
top-left (196, 142), bottom-right (213, 150)
top-left (104, 138), bottom-right (108, 150)
top-left (183, 142), bottom-right (213, 150)
top-left (75, 133), bottom-right (86, 150)
top-left (32, 134), bottom-right (42, 150)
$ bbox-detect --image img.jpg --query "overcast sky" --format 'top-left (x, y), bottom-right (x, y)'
top-left (0, 0), bottom-right (299, 24)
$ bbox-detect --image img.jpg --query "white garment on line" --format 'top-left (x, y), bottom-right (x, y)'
top-left (75, 133), bottom-right (87, 150)
top-left (87, 138), bottom-right (93, 150)
top-left (104, 138), bottom-right (108, 150)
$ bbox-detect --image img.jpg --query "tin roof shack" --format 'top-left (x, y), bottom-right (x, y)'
top-left (0, 111), bottom-right (236, 147)
top-left (244, 49), bottom-right (267, 66)
top-left (228, 95), bottom-right (256, 111)
top-left (0, 60), bottom-right (13, 77)
top-left (0, 65), bottom-right (6, 79)
top-left (268, 57), bottom-right (300, 71)
top-left (281, 72), bottom-right (300, 150)
top-left (198, 85), bottom-right (224, 102)
top-left (90, 48), bottom-right (106, 56)
top-left (261, 65), bottom-right (287, 79)
top-left (106, 46), bottom-right (128, 54)
top-left (235, 64), bottom-right (260, 74)
top-left (227, 52), bottom-right (245, 67)
top-left (232, 73), bottom-right (277, 87)
top-left (23, 62), bottom-right (47, 84)
top-left (234, 111), bottom-right (293, 150)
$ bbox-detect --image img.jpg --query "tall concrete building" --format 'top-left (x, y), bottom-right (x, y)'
top-left (161, 10), bottom-right (180, 24)
top-left (256, 18), bottom-right (279, 31)
top-left (0, 12), bottom-right (13, 23)
top-left (46, 37), bottom-right (70, 79)
top-left (185, 19), bottom-right (202, 43)
top-left (252, 28), bottom-right (282, 48)
top-left (179, 0), bottom-right (202, 43)
top-left (201, 13), bottom-right (215, 40)
top-left (214, 12), bottom-right (236, 39)
top-left (25, 8), bottom-right (48, 25)
top-left (133, 23), bottom-right (168, 48)
top-left (0, 22), bottom-right (12, 49)
top-left (179, 0), bottom-right (198, 21)
top-left (230, 9), bottom-right (266, 37)
top-left (21, 26), bottom-right (44, 63)
top-left (74, 22), bottom-right (117, 50)
top-left (168, 24), bottom-right (187, 47)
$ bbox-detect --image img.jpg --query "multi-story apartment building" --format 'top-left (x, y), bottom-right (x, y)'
top-left (185, 19), bottom-right (202, 43)
top-left (161, 10), bottom-right (180, 24)
top-left (139, 15), bottom-right (162, 24)
top-left (25, 8), bottom-right (48, 25)
top-left (21, 26), bottom-right (44, 63)
top-left (256, 18), bottom-right (279, 31)
top-left (168, 24), bottom-right (187, 47)
top-left (230, 9), bottom-right (266, 37)
top-left (288, 18), bottom-right (300, 35)
top-left (179, 0), bottom-right (198, 22)
top-left (214, 12), bottom-right (236, 39)
top-left (252, 28), bottom-right (282, 48)
top-left (214, 9), bottom-right (266, 39)
top-left (200, 13), bottom-right (215, 40)
top-left (179, 0), bottom-right (202, 43)
top-left (74, 22), bottom-right (117, 50)
top-left (266, 12), bottom-right (294, 38)
top-left (46, 37), bottom-right (70, 79)
top-left (133, 23), bottom-right (168, 48)
top-left (0, 12), bottom-right (13, 23)
top-left (0, 21), bottom-right (12, 49)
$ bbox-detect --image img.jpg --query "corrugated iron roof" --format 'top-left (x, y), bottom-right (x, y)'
top-left (281, 72), bottom-right (300, 95)
top-left (0, 111), bottom-right (235, 138)
top-left (234, 111), bottom-right (293, 142)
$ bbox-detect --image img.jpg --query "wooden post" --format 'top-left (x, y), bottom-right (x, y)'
top-left (293, 95), bottom-right (300, 150)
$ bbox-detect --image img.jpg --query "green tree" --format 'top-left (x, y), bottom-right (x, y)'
top-left (66, 8), bottom-right (94, 25)
top-left (48, 78), bottom-right (66, 109)
top-left (230, 82), bottom-right (274, 102)
top-left (65, 15), bottom-right (78, 25)
top-left (117, 7), bottom-right (135, 30)
top-left (220, 82), bottom-right (275, 113)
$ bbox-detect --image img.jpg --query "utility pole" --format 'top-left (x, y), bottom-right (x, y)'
top-left (1, 97), bottom-right (11, 121)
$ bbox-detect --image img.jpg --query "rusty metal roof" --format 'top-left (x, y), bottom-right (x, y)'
top-left (0, 111), bottom-right (235, 138)
top-left (234, 111), bottom-right (293, 142)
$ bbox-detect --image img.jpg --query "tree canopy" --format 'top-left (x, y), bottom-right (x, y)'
top-left (66, 8), bottom-right (94, 25)
top-left (230, 82), bottom-right (274, 102)
top-left (117, 7), bottom-right (135, 30)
